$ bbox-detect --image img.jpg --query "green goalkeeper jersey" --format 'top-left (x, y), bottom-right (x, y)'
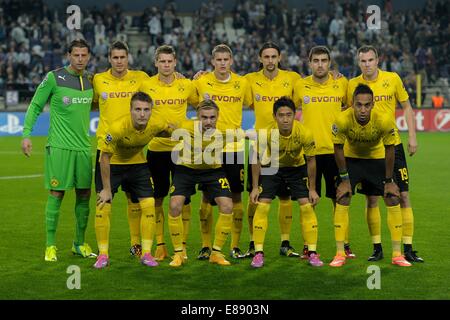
top-left (23, 66), bottom-right (93, 151)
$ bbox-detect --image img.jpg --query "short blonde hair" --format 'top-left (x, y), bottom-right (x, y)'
top-left (212, 44), bottom-right (233, 58)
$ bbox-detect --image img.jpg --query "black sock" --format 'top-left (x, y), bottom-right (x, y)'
top-left (404, 244), bottom-right (412, 252)
top-left (249, 241), bottom-right (255, 249)
top-left (374, 243), bottom-right (382, 251)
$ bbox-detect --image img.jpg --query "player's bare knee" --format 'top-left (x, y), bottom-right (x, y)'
top-left (169, 201), bottom-right (183, 217)
top-left (50, 190), bottom-right (65, 199)
top-left (366, 195), bottom-right (379, 208)
top-left (217, 199), bottom-right (233, 214)
top-left (337, 196), bottom-right (351, 206)
top-left (399, 192), bottom-right (410, 207)
top-left (155, 197), bottom-right (164, 207)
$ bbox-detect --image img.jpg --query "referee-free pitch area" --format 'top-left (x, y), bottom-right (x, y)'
top-left (0, 133), bottom-right (449, 300)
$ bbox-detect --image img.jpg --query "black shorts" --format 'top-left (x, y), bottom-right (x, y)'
top-left (316, 154), bottom-right (338, 199)
top-left (259, 166), bottom-right (309, 200)
top-left (345, 158), bottom-right (385, 196)
top-left (147, 150), bottom-right (175, 198)
top-left (246, 144), bottom-right (290, 197)
top-left (394, 143), bottom-right (409, 192)
top-left (171, 165), bottom-right (232, 201)
top-left (95, 162), bottom-right (154, 199)
top-left (199, 152), bottom-right (244, 194)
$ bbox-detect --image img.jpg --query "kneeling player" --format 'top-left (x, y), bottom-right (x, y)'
top-left (249, 97), bottom-right (323, 268)
top-left (168, 100), bottom-right (234, 267)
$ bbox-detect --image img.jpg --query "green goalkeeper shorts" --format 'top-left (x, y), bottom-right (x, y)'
top-left (44, 146), bottom-right (92, 190)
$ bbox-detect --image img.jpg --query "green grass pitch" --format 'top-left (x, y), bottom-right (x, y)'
top-left (0, 133), bottom-right (449, 300)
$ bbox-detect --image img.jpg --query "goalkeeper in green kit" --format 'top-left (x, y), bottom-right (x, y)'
top-left (21, 39), bottom-right (97, 261)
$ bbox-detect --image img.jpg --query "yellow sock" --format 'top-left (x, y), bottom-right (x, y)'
top-left (127, 200), bottom-right (141, 246)
top-left (155, 206), bottom-right (165, 245)
top-left (182, 203), bottom-right (191, 244)
top-left (168, 214), bottom-right (184, 252)
top-left (387, 204), bottom-right (402, 257)
top-left (139, 198), bottom-right (155, 254)
top-left (199, 201), bottom-right (213, 248)
top-left (247, 201), bottom-right (257, 241)
top-left (401, 207), bottom-right (414, 244)
top-left (231, 202), bottom-right (244, 249)
top-left (299, 205), bottom-right (307, 247)
top-left (253, 203), bottom-right (270, 252)
top-left (300, 203), bottom-right (318, 252)
top-left (334, 204), bottom-right (349, 256)
top-left (212, 212), bottom-right (233, 251)
top-left (366, 206), bottom-right (381, 244)
top-left (95, 203), bottom-right (111, 255)
top-left (278, 200), bottom-right (293, 242)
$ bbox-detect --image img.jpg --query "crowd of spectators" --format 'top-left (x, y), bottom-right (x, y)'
top-left (0, 0), bottom-right (448, 106)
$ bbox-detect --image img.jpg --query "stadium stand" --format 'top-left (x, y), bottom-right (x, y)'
top-left (0, 0), bottom-right (448, 109)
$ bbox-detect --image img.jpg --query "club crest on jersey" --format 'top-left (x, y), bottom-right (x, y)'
top-left (332, 123), bottom-right (338, 135)
top-left (130, 80), bottom-right (136, 85)
top-left (169, 185), bottom-right (175, 194)
top-left (178, 85), bottom-right (185, 92)
top-left (50, 178), bottom-right (59, 187)
top-left (333, 83), bottom-right (339, 89)
top-left (283, 81), bottom-right (289, 88)
top-left (303, 96), bottom-right (311, 104)
top-left (62, 96), bottom-right (71, 106)
top-left (101, 92), bottom-right (108, 100)
top-left (105, 133), bottom-right (113, 144)
top-left (234, 81), bottom-right (240, 90)
top-left (382, 80), bottom-right (390, 88)
top-left (255, 94), bottom-right (261, 101)
top-left (204, 93), bottom-right (211, 100)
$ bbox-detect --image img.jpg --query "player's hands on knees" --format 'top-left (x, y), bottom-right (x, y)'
top-left (309, 190), bottom-right (320, 206)
top-left (193, 70), bottom-right (207, 80)
top-left (21, 138), bottom-right (32, 157)
top-left (97, 189), bottom-right (112, 208)
top-left (408, 137), bottom-right (418, 156)
top-left (384, 182), bottom-right (400, 199)
top-left (336, 180), bottom-right (351, 201)
top-left (250, 187), bottom-right (260, 204)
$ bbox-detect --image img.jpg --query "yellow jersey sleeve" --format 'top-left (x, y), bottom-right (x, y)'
top-left (332, 111), bottom-right (349, 146)
top-left (381, 117), bottom-right (397, 146)
top-left (301, 125), bottom-right (316, 157)
top-left (393, 72), bottom-right (409, 103)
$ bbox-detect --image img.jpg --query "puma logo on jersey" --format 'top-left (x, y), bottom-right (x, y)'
top-left (58, 75), bottom-right (66, 81)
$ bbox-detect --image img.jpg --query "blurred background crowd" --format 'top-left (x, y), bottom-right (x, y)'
top-left (0, 0), bottom-right (448, 107)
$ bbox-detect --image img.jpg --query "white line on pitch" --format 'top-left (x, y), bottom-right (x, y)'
top-left (0, 174), bottom-right (43, 180)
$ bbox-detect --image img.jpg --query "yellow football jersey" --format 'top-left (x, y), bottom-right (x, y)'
top-left (193, 72), bottom-right (252, 152)
top-left (293, 75), bottom-right (348, 155)
top-left (332, 108), bottom-right (397, 159)
top-left (261, 120), bottom-right (315, 168)
top-left (171, 119), bottom-right (223, 170)
top-left (347, 69), bottom-right (409, 145)
top-left (93, 69), bottom-right (150, 141)
top-left (139, 76), bottom-right (198, 152)
top-left (245, 69), bottom-right (302, 130)
top-left (98, 115), bottom-right (168, 165)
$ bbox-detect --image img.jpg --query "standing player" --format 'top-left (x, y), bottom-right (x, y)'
top-left (244, 42), bottom-right (302, 258)
top-left (293, 46), bottom-right (356, 259)
top-left (193, 44), bottom-right (252, 260)
top-left (167, 100), bottom-right (234, 267)
top-left (94, 92), bottom-right (171, 269)
top-left (347, 45), bottom-right (423, 262)
top-left (93, 41), bottom-right (150, 258)
top-left (140, 45), bottom-right (198, 262)
top-left (249, 97), bottom-right (323, 268)
top-left (21, 39), bottom-right (96, 261)
top-left (330, 84), bottom-right (411, 267)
